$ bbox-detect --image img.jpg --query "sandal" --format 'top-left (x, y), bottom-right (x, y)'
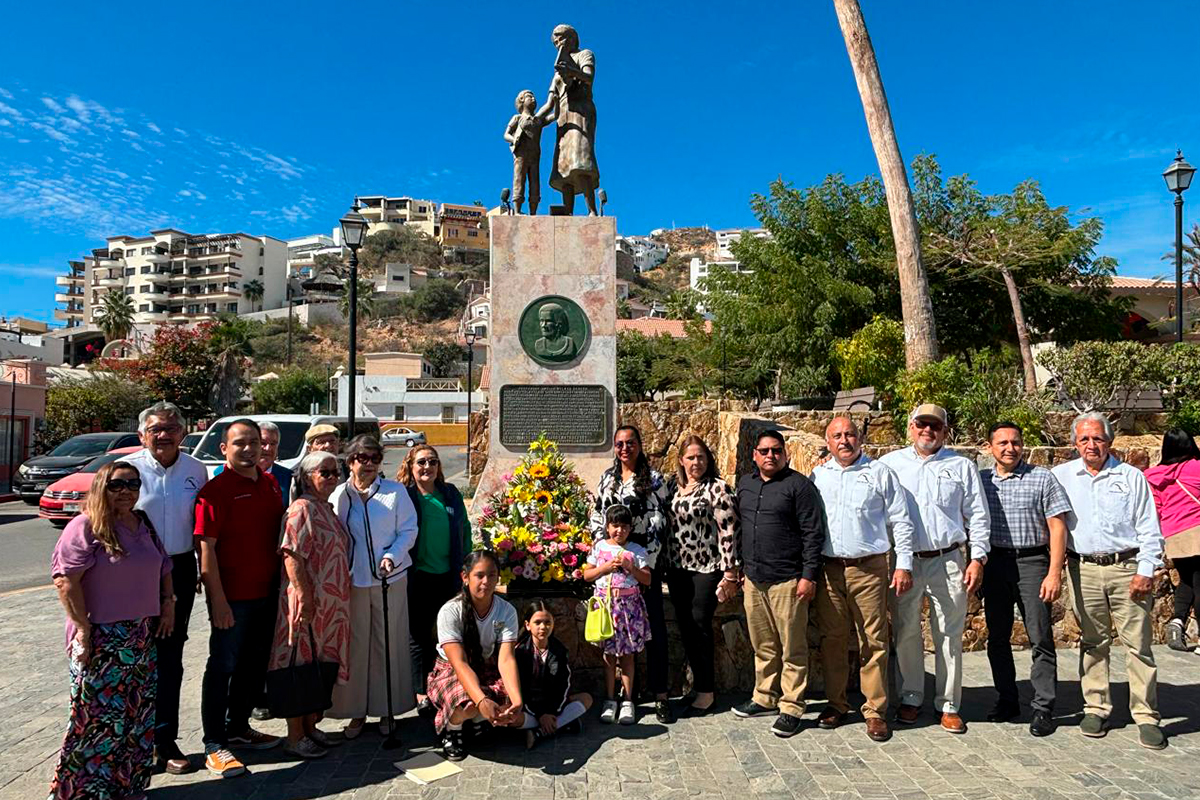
top-left (343, 719), bottom-right (366, 740)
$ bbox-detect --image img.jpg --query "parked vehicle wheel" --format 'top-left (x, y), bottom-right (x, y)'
top-left (406, 439), bottom-right (415, 447)
top-left (50, 520), bottom-right (68, 529)
top-left (22, 498), bottom-right (39, 506)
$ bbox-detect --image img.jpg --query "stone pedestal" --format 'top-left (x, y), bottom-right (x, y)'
top-left (474, 215), bottom-right (617, 508)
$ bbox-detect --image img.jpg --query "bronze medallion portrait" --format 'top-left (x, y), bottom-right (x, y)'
top-left (519, 295), bottom-right (590, 367)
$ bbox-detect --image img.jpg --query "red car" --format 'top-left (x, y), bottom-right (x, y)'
top-left (39, 446), bottom-right (142, 526)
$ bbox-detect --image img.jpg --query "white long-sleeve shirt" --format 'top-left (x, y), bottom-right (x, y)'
top-left (122, 448), bottom-right (208, 556)
top-left (811, 453), bottom-right (915, 571)
top-left (878, 446), bottom-right (991, 561)
top-left (330, 477), bottom-right (418, 588)
top-left (1051, 456), bottom-right (1164, 578)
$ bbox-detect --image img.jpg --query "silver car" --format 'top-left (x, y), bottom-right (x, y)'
top-left (381, 426), bottom-right (427, 447)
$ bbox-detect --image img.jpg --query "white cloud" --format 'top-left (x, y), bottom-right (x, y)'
top-left (146, 122), bottom-right (161, 134)
top-left (0, 88), bottom-right (13, 99)
top-left (41, 97), bottom-right (65, 113)
top-left (0, 102), bottom-right (24, 120)
top-left (0, 263), bottom-right (63, 278)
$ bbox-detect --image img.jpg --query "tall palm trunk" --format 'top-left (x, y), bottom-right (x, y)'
top-left (833, 0), bottom-right (939, 368)
top-left (1000, 266), bottom-right (1038, 394)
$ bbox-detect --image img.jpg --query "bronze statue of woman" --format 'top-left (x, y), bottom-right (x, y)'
top-left (536, 24), bottom-right (600, 216)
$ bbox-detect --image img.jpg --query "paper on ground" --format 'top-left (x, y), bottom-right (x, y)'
top-left (393, 751), bottom-right (464, 785)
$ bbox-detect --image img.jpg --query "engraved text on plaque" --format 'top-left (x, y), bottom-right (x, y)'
top-left (499, 384), bottom-right (609, 446)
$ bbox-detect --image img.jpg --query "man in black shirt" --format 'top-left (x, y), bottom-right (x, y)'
top-left (732, 429), bottom-right (826, 738)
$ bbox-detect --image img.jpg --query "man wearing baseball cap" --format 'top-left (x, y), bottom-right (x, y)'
top-left (879, 404), bottom-right (990, 734)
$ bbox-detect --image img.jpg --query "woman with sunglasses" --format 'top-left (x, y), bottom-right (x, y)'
top-left (48, 460), bottom-right (174, 800)
top-left (590, 424), bottom-right (674, 723)
top-left (396, 444), bottom-right (472, 717)
top-left (266, 451), bottom-right (352, 759)
top-left (328, 434), bottom-right (419, 739)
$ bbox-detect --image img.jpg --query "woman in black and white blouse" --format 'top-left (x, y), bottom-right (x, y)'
top-left (665, 435), bottom-right (740, 717)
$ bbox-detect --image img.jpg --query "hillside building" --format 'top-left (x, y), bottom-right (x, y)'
top-left (715, 227), bottom-right (771, 259)
top-left (616, 235), bottom-right (669, 272)
top-left (438, 203), bottom-right (489, 256)
top-left (357, 195), bottom-right (438, 238)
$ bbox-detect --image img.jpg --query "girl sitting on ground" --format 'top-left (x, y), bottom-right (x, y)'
top-left (515, 600), bottom-right (593, 749)
top-left (582, 504), bottom-right (652, 725)
top-left (427, 551), bottom-right (525, 761)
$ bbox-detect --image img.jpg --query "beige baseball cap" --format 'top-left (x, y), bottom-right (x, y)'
top-left (305, 423), bottom-right (340, 443)
top-left (909, 404), bottom-right (948, 425)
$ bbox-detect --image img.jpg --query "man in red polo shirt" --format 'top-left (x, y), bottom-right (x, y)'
top-left (195, 419), bottom-right (284, 777)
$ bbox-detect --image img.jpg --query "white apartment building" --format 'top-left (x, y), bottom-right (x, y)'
top-left (375, 262), bottom-right (425, 294)
top-left (715, 227), bottom-right (771, 259)
top-left (56, 228), bottom-right (288, 339)
top-left (616, 235), bottom-right (669, 272)
top-left (689, 257), bottom-right (752, 294)
top-left (286, 232), bottom-right (346, 280)
top-left (357, 195), bottom-right (438, 238)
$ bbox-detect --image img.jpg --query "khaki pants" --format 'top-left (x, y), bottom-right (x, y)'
top-left (1066, 558), bottom-right (1159, 724)
top-left (816, 554), bottom-right (890, 719)
top-left (894, 548), bottom-right (966, 713)
top-left (744, 577), bottom-right (810, 716)
top-left (330, 577), bottom-right (415, 719)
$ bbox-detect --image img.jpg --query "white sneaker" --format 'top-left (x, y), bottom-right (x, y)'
top-left (600, 699), bottom-right (618, 724)
top-left (618, 701), bottom-right (636, 725)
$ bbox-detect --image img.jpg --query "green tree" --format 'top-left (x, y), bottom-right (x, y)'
top-left (831, 315), bottom-right (906, 395)
top-left (95, 290), bottom-right (135, 342)
top-left (207, 316), bottom-right (255, 418)
top-left (339, 277), bottom-right (377, 322)
top-left (1037, 341), bottom-right (1166, 414)
top-left (252, 368), bottom-right (326, 414)
top-left (100, 324), bottom-right (221, 418)
top-left (422, 339), bottom-right (464, 378)
top-left (242, 279), bottom-right (264, 311)
top-left (663, 289), bottom-right (702, 321)
top-left (313, 252), bottom-right (345, 275)
top-left (617, 331), bottom-right (656, 401)
top-left (359, 228), bottom-right (442, 276)
top-left (44, 375), bottom-right (153, 448)
top-left (406, 279), bottom-right (463, 322)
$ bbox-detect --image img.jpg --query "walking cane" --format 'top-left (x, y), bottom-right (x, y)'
top-left (379, 567), bottom-right (403, 751)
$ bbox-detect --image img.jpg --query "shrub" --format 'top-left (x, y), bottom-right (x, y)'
top-left (1162, 343), bottom-right (1200, 409)
top-left (251, 369), bottom-right (326, 414)
top-left (954, 350), bottom-right (1053, 445)
top-left (1037, 341), bottom-right (1166, 413)
top-left (1169, 399), bottom-right (1200, 437)
top-left (44, 375), bottom-right (153, 448)
top-left (895, 356), bottom-right (971, 419)
top-left (831, 315), bottom-right (905, 397)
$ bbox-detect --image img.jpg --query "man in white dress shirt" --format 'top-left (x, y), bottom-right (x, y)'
top-left (1052, 412), bottom-right (1166, 750)
top-left (121, 401), bottom-right (208, 773)
top-left (812, 416), bottom-right (914, 743)
top-left (880, 404), bottom-right (990, 734)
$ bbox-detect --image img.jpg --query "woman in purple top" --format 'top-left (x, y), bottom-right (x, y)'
top-left (48, 460), bottom-right (174, 800)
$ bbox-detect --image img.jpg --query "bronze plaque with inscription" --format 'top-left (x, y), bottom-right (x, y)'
top-left (499, 384), bottom-right (609, 446)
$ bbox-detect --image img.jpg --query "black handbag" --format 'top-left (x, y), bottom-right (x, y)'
top-left (265, 625), bottom-right (339, 718)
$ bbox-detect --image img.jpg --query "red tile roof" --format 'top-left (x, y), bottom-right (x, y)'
top-left (616, 318), bottom-right (712, 338)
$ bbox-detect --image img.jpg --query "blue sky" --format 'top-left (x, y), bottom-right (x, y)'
top-left (1, 0), bottom-right (1197, 323)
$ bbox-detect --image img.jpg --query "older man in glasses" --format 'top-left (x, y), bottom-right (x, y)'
top-left (733, 429), bottom-right (827, 738)
top-left (879, 404), bottom-right (990, 734)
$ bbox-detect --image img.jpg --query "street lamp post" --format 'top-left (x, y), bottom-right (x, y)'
top-left (340, 199), bottom-right (369, 438)
top-left (464, 329), bottom-right (477, 485)
top-left (1163, 150), bottom-right (1196, 342)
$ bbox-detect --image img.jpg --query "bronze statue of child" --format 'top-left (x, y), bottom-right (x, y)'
top-left (505, 89), bottom-right (554, 215)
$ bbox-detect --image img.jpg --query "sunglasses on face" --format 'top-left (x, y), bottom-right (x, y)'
top-left (755, 446), bottom-right (784, 456)
top-left (913, 419), bottom-right (944, 431)
top-left (315, 469), bottom-right (340, 479)
top-left (415, 458), bottom-right (439, 467)
top-left (614, 441), bottom-right (638, 450)
top-left (352, 453), bottom-right (383, 465)
top-left (106, 478), bottom-right (142, 492)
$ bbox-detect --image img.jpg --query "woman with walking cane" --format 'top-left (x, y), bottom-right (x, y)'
top-left (329, 435), bottom-right (419, 741)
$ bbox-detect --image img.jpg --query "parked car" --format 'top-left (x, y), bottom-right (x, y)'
top-left (381, 426), bottom-right (427, 447)
top-left (39, 446), bottom-right (143, 526)
top-left (181, 431), bottom-right (203, 455)
top-left (13, 432), bottom-right (142, 504)
top-left (191, 414), bottom-right (382, 477)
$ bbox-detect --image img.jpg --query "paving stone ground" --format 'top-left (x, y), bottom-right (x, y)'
top-left (3, 586), bottom-right (1200, 800)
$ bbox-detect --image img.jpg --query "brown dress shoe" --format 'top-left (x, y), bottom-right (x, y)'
top-left (818, 707), bottom-right (848, 729)
top-left (155, 743), bottom-right (194, 775)
top-left (866, 718), bottom-right (891, 742)
top-left (896, 704), bottom-right (921, 725)
top-left (940, 712), bottom-right (966, 734)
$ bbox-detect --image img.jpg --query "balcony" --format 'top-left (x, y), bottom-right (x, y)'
top-left (135, 310), bottom-right (169, 322)
top-left (54, 308), bottom-right (84, 321)
top-left (144, 285), bottom-right (168, 296)
top-left (97, 259), bottom-right (121, 268)
top-left (54, 292), bottom-right (84, 303)
top-left (56, 275), bottom-right (83, 286)
top-left (96, 274), bottom-right (123, 288)
top-left (144, 252), bottom-right (168, 264)
top-left (188, 248), bottom-right (242, 261)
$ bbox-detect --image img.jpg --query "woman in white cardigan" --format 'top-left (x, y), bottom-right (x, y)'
top-left (328, 435), bottom-right (419, 739)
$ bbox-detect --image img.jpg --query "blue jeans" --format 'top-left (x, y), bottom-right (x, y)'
top-left (200, 597), bottom-right (275, 747)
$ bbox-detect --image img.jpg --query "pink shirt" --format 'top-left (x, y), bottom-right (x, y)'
top-left (1145, 458), bottom-right (1200, 537)
top-left (51, 513), bottom-right (171, 650)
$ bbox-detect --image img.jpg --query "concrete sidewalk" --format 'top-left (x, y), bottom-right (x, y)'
top-left (3, 585), bottom-right (1200, 800)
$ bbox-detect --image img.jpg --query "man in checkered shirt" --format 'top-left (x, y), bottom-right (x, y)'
top-left (979, 421), bottom-right (1072, 738)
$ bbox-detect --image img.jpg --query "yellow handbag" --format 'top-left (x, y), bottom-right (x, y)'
top-left (585, 567), bottom-right (616, 643)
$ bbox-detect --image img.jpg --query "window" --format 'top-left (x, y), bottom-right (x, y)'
top-left (226, 303), bottom-right (238, 313)
top-left (140, 266), bottom-right (150, 274)
top-left (442, 405), bottom-right (455, 423)
top-left (124, 287), bottom-right (135, 295)
top-left (418, 206), bottom-right (427, 213)
top-left (139, 304), bottom-right (149, 312)
top-left (392, 274), bottom-right (405, 281)
top-left (468, 230), bottom-right (478, 237)
top-left (124, 267), bottom-right (136, 276)
top-left (139, 285), bottom-right (149, 293)
top-left (393, 405), bottom-right (405, 421)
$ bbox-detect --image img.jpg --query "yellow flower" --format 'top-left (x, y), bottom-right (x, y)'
top-left (534, 490), bottom-right (553, 505)
top-left (500, 568), bottom-right (514, 584)
top-left (514, 464), bottom-right (526, 476)
top-left (529, 463), bottom-right (550, 479)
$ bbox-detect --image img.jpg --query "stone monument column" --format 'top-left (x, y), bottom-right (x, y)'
top-left (474, 215), bottom-right (617, 504)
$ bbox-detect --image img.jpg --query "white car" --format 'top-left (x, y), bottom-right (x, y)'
top-left (192, 414), bottom-right (382, 477)
top-left (381, 427), bottom-right (426, 447)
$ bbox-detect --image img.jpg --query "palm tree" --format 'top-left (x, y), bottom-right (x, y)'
top-left (243, 279), bottom-right (264, 312)
top-left (95, 290), bottom-right (135, 342)
top-left (208, 316), bottom-right (254, 417)
top-left (339, 277), bottom-right (377, 323)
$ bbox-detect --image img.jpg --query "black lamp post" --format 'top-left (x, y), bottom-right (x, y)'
top-left (339, 199), bottom-right (369, 437)
top-left (1164, 150), bottom-right (1196, 342)
top-left (464, 329), bottom-right (477, 484)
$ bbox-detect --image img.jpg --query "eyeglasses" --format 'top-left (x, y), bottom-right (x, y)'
top-left (145, 425), bottom-right (182, 436)
top-left (352, 453), bottom-right (383, 464)
top-left (614, 441), bottom-right (638, 450)
top-left (315, 469), bottom-right (341, 479)
top-left (755, 446), bottom-right (784, 456)
top-left (415, 458), bottom-right (440, 467)
top-left (106, 478), bottom-right (142, 492)
top-left (913, 419), bottom-right (945, 431)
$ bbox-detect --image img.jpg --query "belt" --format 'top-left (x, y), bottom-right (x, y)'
top-left (825, 553), bottom-right (887, 568)
top-left (1067, 548), bottom-right (1138, 566)
top-left (914, 543), bottom-right (962, 559)
top-left (992, 545), bottom-right (1050, 559)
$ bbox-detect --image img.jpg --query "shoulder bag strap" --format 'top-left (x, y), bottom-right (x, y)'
top-left (1176, 479), bottom-right (1200, 508)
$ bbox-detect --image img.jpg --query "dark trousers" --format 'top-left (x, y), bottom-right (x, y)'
top-left (155, 551), bottom-right (197, 747)
top-left (408, 568), bottom-right (458, 695)
top-left (200, 597), bottom-right (275, 747)
top-left (1172, 555), bottom-right (1200, 623)
top-left (983, 549), bottom-right (1056, 713)
top-left (666, 568), bottom-right (723, 694)
top-left (641, 566), bottom-right (669, 696)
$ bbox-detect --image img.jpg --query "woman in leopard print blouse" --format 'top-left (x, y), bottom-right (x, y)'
top-left (665, 435), bottom-right (740, 717)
